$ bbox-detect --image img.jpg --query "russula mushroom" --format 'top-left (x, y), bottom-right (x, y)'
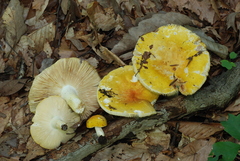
top-left (97, 65), bottom-right (159, 117)
top-left (132, 24), bottom-right (210, 96)
top-left (86, 115), bottom-right (107, 138)
top-left (28, 58), bottom-right (101, 119)
top-left (30, 96), bottom-right (80, 149)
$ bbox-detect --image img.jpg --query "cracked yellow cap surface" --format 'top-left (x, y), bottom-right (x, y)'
top-left (97, 65), bottom-right (159, 117)
top-left (132, 24), bottom-right (210, 96)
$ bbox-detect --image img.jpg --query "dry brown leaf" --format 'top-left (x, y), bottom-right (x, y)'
top-left (25, 0), bottom-right (49, 26)
top-left (32, 0), bottom-right (46, 10)
top-left (235, 2), bottom-right (240, 12)
top-left (39, 58), bottom-right (54, 72)
top-left (144, 125), bottom-right (170, 151)
top-left (2, 0), bottom-right (27, 56)
top-left (174, 138), bottom-right (216, 161)
top-left (0, 97), bottom-right (11, 136)
top-left (0, 79), bottom-right (28, 96)
top-left (111, 12), bottom-right (193, 55)
top-left (58, 38), bottom-right (78, 58)
top-left (65, 27), bottom-right (85, 51)
top-left (168, 121), bottom-right (224, 140)
top-left (61, 0), bottom-right (70, 15)
top-left (225, 94), bottom-right (240, 112)
top-left (210, 0), bottom-right (220, 18)
top-left (11, 97), bottom-right (30, 128)
top-left (0, 57), bottom-right (5, 73)
top-left (87, 1), bottom-right (123, 31)
top-left (95, 46), bottom-right (125, 66)
top-left (76, 32), bottom-right (104, 48)
top-left (227, 12), bottom-right (240, 32)
top-left (186, 26), bottom-right (229, 59)
top-left (0, 132), bottom-right (18, 157)
top-left (167, 0), bottom-right (217, 24)
top-left (43, 42), bottom-right (53, 58)
top-left (28, 22), bottom-right (55, 52)
top-left (24, 137), bottom-right (45, 161)
top-left (90, 143), bottom-right (151, 161)
top-left (86, 57), bottom-right (99, 68)
top-left (118, 0), bottom-right (144, 18)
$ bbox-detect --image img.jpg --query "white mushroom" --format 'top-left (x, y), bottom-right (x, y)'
top-left (28, 58), bottom-right (101, 120)
top-left (30, 96), bottom-right (80, 149)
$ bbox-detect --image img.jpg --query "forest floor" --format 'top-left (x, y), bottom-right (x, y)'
top-left (1, 0), bottom-right (240, 161)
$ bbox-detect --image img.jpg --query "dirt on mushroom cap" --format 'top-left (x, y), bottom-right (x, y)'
top-left (132, 24), bottom-right (210, 96)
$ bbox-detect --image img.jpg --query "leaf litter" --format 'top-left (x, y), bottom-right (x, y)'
top-left (0, 0), bottom-right (240, 160)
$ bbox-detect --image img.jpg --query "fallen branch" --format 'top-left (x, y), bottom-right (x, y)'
top-left (42, 62), bottom-right (240, 161)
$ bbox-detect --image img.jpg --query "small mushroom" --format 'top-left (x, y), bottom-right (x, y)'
top-left (29, 58), bottom-right (101, 119)
top-left (97, 65), bottom-right (159, 117)
top-left (86, 115), bottom-right (107, 138)
top-left (30, 96), bottom-right (80, 149)
top-left (132, 24), bottom-right (210, 96)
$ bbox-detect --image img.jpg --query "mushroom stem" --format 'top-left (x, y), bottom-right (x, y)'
top-left (95, 127), bottom-right (105, 137)
top-left (61, 85), bottom-right (84, 114)
top-left (52, 117), bottom-right (68, 131)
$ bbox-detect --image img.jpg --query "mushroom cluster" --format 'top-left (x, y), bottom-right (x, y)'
top-left (29, 24), bottom-right (211, 148)
top-left (29, 58), bottom-right (101, 149)
top-left (97, 24), bottom-right (210, 117)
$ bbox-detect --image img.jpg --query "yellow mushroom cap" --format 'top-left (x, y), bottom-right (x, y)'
top-left (97, 65), bottom-right (159, 117)
top-left (28, 58), bottom-right (101, 120)
top-left (132, 24), bottom-right (210, 96)
top-left (30, 96), bottom-right (80, 149)
top-left (86, 115), bottom-right (107, 128)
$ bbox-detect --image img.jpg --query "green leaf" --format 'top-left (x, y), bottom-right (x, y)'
top-left (221, 114), bottom-right (240, 140)
top-left (229, 52), bottom-right (237, 59)
top-left (208, 141), bottom-right (240, 161)
top-left (231, 62), bottom-right (236, 67)
top-left (220, 60), bottom-right (234, 70)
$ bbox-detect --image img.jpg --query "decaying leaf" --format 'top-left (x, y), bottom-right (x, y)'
top-left (186, 26), bottom-right (229, 59)
top-left (90, 143), bottom-right (151, 161)
top-left (61, 0), bottom-right (70, 15)
top-left (111, 12), bottom-right (193, 55)
top-left (25, 137), bottom-right (45, 161)
top-left (0, 57), bottom-right (5, 73)
top-left (76, 31), bottom-right (125, 66)
top-left (39, 58), bottom-right (54, 72)
top-left (58, 38), bottom-right (78, 58)
top-left (86, 1), bottom-right (123, 31)
top-left (0, 79), bottom-right (28, 96)
top-left (224, 94), bottom-right (240, 112)
top-left (29, 22), bottom-right (55, 52)
top-left (227, 12), bottom-right (240, 32)
top-left (175, 138), bottom-right (216, 161)
top-left (25, 0), bottom-right (49, 26)
top-left (167, 0), bottom-right (217, 24)
top-left (65, 27), bottom-right (85, 51)
top-left (0, 97), bottom-right (10, 136)
top-left (95, 46), bottom-right (125, 66)
top-left (168, 121), bottom-right (224, 140)
top-left (144, 124), bottom-right (170, 151)
top-left (2, 0), bottom-right (27, 56)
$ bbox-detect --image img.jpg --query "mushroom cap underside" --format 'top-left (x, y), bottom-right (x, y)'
top-left (132, 24), bottom-right (210, 96)
top-left (28, 58), bottom-right (101, 120)
top-left (30, 96), bottom-right (80, 149)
